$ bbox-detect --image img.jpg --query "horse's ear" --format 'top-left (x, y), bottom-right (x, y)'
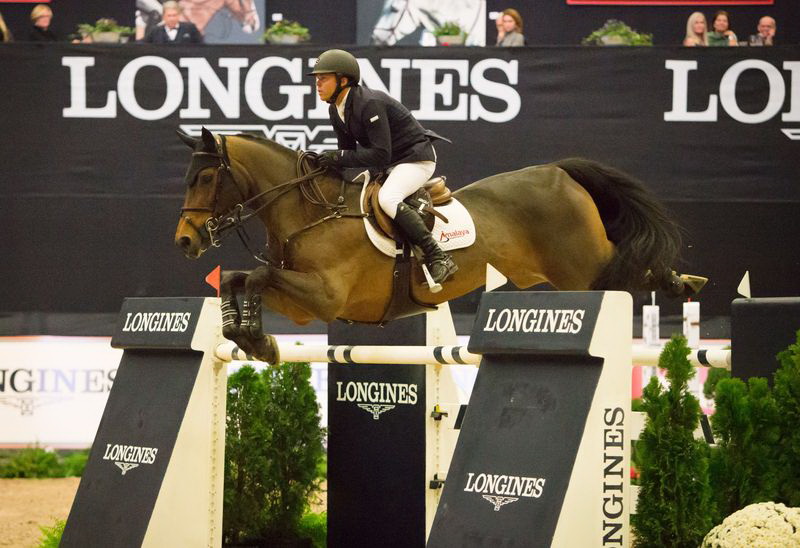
top-left (176, 129), bottom-right (199, 149)
top-left (200, 126), bottom-right (217, 152)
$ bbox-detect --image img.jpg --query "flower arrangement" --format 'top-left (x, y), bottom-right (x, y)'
top-left (582, 19), bottom-right (653, 46)
top-left (262, 20), bottom-right (310, 45)
top-left (77, 18), bottom-right (134, 43)
top-left (701, 502), bottom-right (800, 547)
top-left (433, 21), bottom-right (466, 45)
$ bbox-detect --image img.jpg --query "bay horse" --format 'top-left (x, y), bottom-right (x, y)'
top-left (175, 128), bottom-right (705, 362)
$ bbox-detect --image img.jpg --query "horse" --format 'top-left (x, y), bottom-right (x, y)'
top-left (179, 0), bottom-right (259, 34)
top-left (370, 0), bottom-right (486, 47)
top-left (174, 128), bottom-right (706, 363)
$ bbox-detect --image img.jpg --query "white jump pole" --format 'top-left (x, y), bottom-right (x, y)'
top-left (215, 341), bottom-right (731, 370)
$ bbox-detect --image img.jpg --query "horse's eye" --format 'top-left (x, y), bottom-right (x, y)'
top-left (201, 174), bottom-right (213, 184)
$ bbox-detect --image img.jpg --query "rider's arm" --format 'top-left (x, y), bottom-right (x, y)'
top-left (338, 100), bottom-right (392, 168)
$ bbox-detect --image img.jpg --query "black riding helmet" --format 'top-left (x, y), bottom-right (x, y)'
top-left (308, 49), bottom-right (360, 103)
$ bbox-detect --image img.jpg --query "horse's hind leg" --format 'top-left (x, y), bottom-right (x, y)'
top-left (648, 268), bottom-right (708, 297)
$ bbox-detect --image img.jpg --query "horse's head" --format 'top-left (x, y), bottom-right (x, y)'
top-left (174, 127), bottom-right (244, 259)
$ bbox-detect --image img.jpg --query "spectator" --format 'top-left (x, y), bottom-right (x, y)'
top-left (142, 1), bottom-right (203, 44)
top-left (683, 11), bottom-right (708, 46)
top-left (29, 4), bottom-right (58, 42)
top-left (708, 10), bottom-right (738, 47)
top-left (496, 8), bottom-right (525, 47)
top-left (749, 16), bottom-right (776, 46)
top-left (0, 11), bottom-right (12, 42)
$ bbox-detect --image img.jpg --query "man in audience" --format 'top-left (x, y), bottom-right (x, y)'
top-left (749, 16), bottom-right (776, 46)
top-left (143, 1), bottom-right (203, 44)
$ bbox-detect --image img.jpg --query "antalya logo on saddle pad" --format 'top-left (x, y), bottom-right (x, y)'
top-left (358, 171), bottom-right (477, 257)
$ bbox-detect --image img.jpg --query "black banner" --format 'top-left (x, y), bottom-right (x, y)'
top-left (62, 349), bottom-right (200, 546)
top-left (1, 43), bottom-right (798, 331)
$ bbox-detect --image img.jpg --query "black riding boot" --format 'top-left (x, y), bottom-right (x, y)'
top-left (394, 203), bottom-right (458, 284)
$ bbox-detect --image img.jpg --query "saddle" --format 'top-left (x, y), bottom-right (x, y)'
top-left (362, 174), bottom-right (454, 240)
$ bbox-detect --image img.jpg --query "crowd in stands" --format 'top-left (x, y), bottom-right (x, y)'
top-left (684, 10), bottom-right (776, 47)
top-left (0, 3), bottom-right (784, 47)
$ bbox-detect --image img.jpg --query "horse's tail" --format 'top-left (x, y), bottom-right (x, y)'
top-left (554, 158), bottom-right (682, 291)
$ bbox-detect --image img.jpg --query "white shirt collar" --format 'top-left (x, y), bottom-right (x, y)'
top-left (166, 25), bottom-right (179, 40)
top-left (336, 87), bottom-right (351, 122)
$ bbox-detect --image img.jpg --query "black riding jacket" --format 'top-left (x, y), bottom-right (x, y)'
top-left (329, 85), bottom-right (448, 169)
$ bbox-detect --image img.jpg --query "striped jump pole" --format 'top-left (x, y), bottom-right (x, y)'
top-left (215, 341), bottom-right (731, 369)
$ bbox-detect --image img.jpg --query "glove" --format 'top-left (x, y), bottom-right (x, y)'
top-left (318, 150), bottom-right (340, 169)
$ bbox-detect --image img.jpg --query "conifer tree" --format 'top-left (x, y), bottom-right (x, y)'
top-left (708, 376), bottom-right (780, 522)
top-left (774, 330), bottom-right (800, 506)
top-left (631, 334), bottom-right (713, 547)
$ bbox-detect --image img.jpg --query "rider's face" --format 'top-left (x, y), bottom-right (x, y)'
top-left (315, 73), bottom-right (338, 102)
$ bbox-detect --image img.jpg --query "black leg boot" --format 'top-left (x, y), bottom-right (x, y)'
top-left (394, 203), bottom-right (458, 284)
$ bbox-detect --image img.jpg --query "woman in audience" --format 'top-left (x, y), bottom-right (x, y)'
top-left (683, 11), bottom-right (708, 46)
top-left (496, 8), bottom-right (525, 47)
top-left (29, 4), bottom-right (58, 41)
top-left (708, 10), bottom-right (738, 46)
top-left (0, 11), bottom-right (13, 42)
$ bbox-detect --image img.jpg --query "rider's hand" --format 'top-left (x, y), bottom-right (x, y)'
top-left (318, 150), bottom-right (341, 169)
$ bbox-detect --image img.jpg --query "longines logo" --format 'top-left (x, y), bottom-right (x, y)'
top-left (602, 407), bottom-right (626, 545)
top-left (665, 59), bottom-right (800, 140)
top-left (121, 311), bottom-right (191, 333)
top-left (463, 472), bottom-right (546, 511)
top-left (336, 381), bottom-right (418, 420)
top-left (102, 443), bottom-right (159, 476)
top-left (482, 307), bottom-right (585, 334)
top-left (0, 368), bottom-right (115, 416)
top-left (62, 55), bottom-right (521, 123)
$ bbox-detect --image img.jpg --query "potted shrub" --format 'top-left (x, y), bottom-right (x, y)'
top-left (77, 18), bottom-right (133, 43)
top-left (263, 20), bottom-right (310, 45)
top-left (434, 21), bottom-right (466, 46)
top-left (582, 19), bottom-right (653, 46)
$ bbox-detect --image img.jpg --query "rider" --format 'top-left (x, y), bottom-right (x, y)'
top-left (309, 48), bottom-right (458, 285)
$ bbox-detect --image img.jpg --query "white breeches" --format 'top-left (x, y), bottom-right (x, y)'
top-left (378, 160), bottom-right (436, 219)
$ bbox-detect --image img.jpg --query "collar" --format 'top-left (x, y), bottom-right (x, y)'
top-left (335, 87), bottom-right (351, 121)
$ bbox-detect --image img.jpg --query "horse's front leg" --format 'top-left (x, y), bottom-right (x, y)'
top-left (238, 266), bottom-right (280, 364)
top-left (220, 270), bottom-right (258, 356)
top-left (239, 265), bottom-right (348, 362)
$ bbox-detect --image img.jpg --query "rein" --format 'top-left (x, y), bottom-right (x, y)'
top-left (185, 135), bottom-right (365, 266)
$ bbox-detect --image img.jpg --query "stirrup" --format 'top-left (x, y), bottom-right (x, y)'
top-left (423, 256), bottom-right (458, 292)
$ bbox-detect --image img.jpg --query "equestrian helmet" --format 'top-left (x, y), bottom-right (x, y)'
top-left (308, 49), bottom-right (360, 84)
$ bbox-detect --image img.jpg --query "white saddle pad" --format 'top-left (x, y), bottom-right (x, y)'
top-left (357, 171), bottom-right (477, 258)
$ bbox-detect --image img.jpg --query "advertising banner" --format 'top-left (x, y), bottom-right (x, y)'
top-left (1, 44), bottom-right (798, 328)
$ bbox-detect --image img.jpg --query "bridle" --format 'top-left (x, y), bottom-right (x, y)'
top-left (180, 135), bottom-right (364, 266)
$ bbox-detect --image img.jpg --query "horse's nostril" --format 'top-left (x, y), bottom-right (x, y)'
top-left (177, 236), bottom-right (191, 250)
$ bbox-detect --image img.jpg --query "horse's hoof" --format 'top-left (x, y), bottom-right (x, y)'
top-left (679, 274), bottom-right (708, 296)
top-left (251, 334), bottom-right (279, 365)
